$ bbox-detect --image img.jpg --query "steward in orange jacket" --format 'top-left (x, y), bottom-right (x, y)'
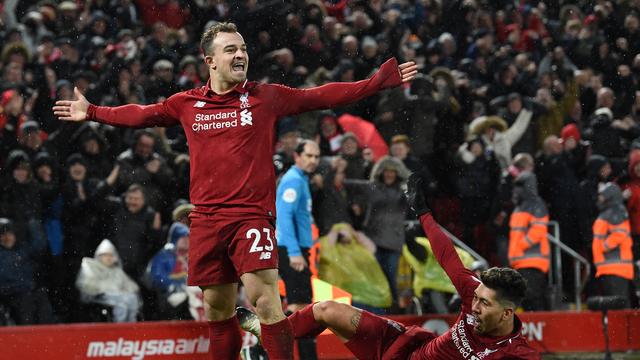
top-left (509, 171), bottom-right (550, 310)
top-left (593, 183), bottom-right (634, 279)
top-left (509, 172), bottom-right (550, 273)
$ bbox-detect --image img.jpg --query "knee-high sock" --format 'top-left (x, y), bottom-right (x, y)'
top-left (208, 316), bottom-right (242, 360)
top-left (288, 303), bottom-right (326, 338)
top-left (261, 318), bottom-right (294, 359)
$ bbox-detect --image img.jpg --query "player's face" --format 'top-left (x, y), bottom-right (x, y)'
top-left (296, 143), bottom-right (321, 174)
top-left (208, 32), bottom-right (249, 85)
top-left (471, 283), bottom-right (512, 336)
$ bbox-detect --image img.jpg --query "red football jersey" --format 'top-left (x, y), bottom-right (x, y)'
top-left (408, 214), bottom-right (541, 360)
top-left (87, 58), bottom-right (402, 217)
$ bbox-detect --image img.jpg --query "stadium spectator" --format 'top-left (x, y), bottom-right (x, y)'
top-left (346, 156), bottom-right (410, 306)
top-left (509, 171), bottom-right (550, 311)
top-left (109, 183), bottom-right (162, 282)
top-left (0, 150), bottom-right (43, 244)
top-left (313, 156), bottom-right (354, 235)
top-left (115, 129), bottom-right (174, 213)
top-left (592, 182), bottom-right (635, 308)
top-left (76, 238), bottom-right (142, 322)
top-left (454, 136), bottom-right (500, 255)
top-left (62, 154), bottom-right (118, 268)
top-left (0, 218), bottom-right (54, 325)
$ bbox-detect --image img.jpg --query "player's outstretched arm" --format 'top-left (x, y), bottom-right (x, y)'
top-left (52, 87), bottom-right (89, 122)
top-left (406, 173), bottom-right (474, 293)
top-left (270, 58), bottom-right (417, 116)
top-left (53, 87), bottom-right (179, 128)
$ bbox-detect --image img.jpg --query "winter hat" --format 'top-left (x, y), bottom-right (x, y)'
top-left (20, 120), bottom-right (40, 135)
top-left (172, 202), bottom-right (194, 222)
top-left (561, 123), bottom-right (581, 142)
top-left (0, 89), bottom-right (16, 108)
top-left (341, 132), bottom-right (360, 146)
top-left (0, 218), bottom-right (14, 235)
top-left (6, 149), bottom-right (30, 171)
top-left (33, 152), bottom-right (55, 169)
top-left (594, 107), bottom-right (613, 120)
top-left (94, 239), bottom-right (119, 262)
top-left (584, 14), bottom-right (598, 26)
top-left (169, 223), bottom-right (190, 244)
top-left (391, 134), bottom-right (410, 146)
top-left (58, 1), bottom-right (78, 12)
top-left (153, 59), bottom-right (174, 72)
top-left (66, 153), bottom-right (87, 168)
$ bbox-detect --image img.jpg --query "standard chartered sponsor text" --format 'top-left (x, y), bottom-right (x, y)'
top-left (450, 319), bottom-right (492, 359)
top-left (195, 111), bottom-right (237, 121)
top-left (192, 111), bottom-right (240, 132)
top-left (86, 336), bottom-right (209, 359)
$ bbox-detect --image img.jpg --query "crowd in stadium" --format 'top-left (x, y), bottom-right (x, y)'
top-left (1, 0), bottom-right (639, 326)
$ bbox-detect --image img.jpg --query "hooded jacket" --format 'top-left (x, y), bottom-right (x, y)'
top-left (592, 183), bottom-right (634, 280)
top-left (347, 156), bottom-right (410, 252)
top-left (146, 222), bottom-right (190, 291)
top-left (508, 172), bottom-right (550, 273)
top-left (76, 239), bottom-right (140, 301)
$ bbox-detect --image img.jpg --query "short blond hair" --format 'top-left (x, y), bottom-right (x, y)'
top-left (200, 22), bottom-right (238, 55)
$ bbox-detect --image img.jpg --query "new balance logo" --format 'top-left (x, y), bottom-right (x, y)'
top-left (259, 252), bottom-right (271, 260)
top-left (240, 109), bottom-right (253, 126)
top-left (194, 101), bottom-right (206, 108)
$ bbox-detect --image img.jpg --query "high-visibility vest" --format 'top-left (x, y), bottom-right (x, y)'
top-left (509, 211), bottom-right (550, 273)
top-left (592, 218), bottom-right (634, 280)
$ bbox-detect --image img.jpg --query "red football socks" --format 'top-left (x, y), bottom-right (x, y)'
top-left (288, 303), bottom-right (326, 338)
top-left (208, 316), bottom-right (242, 360)
top-left (261, 317), bottom-right (294, 359)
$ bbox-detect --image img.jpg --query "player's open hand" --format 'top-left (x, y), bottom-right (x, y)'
top-left (398, 61), bottom-right (418, 83)
top-left (53, 87), bottom-right (90, 122)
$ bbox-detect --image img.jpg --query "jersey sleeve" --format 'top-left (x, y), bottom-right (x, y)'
top-left (276, 178), bottom-right (303, 257)
top-left (267, 58), bottom-right (402, 117)
top-left (88, 94), bottom-right (182, 128)
top-left (419, 213), bottom-right (479, 298)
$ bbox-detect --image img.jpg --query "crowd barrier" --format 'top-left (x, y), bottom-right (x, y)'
top-left (0, 310), bottom-right (638, 359)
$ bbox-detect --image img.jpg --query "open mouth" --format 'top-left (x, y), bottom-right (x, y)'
top-left (232, 62), bottom-right (245, 72)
